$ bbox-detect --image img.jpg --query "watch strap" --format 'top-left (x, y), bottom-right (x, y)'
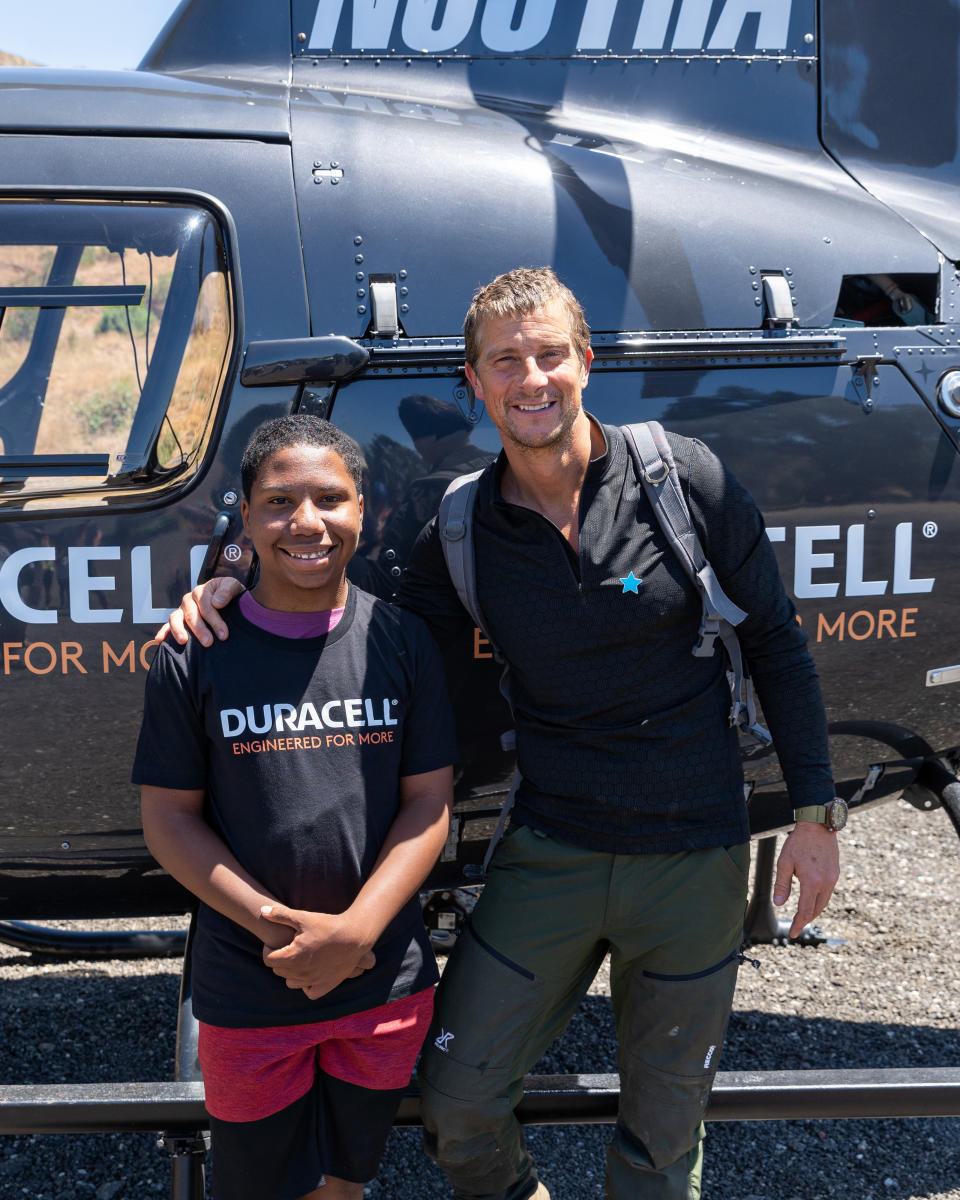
top-left (793, 804), bottom-right (827, 824)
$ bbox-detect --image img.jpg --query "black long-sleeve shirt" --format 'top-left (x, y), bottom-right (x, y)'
top-left (399, 422), bottom-right (834, 854)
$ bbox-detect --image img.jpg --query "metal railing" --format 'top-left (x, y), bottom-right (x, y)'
top-left (3, 1068), bottom-right (960, 1137)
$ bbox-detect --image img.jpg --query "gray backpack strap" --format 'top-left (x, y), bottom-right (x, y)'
top-left (480, 769), bottom-right (522, 876)
top-left (438, 469), bottom-right (490, 644)
top-left (622, 422), bottom-right (771, 748)
top-left (439, 471), bottom-right (520, 875)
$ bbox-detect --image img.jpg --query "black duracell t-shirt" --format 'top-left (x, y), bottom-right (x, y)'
top-left (133, 586), bottom-right (457, 1027)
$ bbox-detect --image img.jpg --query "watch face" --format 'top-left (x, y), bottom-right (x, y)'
top-left (825, 798), bottom-right (848, 832)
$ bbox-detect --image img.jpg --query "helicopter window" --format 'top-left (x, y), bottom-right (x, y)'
top-left (833, 273), bottom-right (939, 328)
top-left (330, 376), bottom-right (500, 592)
top-left (0, 200), bottom-right (233, 511)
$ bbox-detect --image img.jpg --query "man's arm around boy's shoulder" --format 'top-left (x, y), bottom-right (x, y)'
top-left (260, 765), bottom-right (453, 1000)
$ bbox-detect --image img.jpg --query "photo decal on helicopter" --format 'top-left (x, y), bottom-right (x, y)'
top-left (299, 0), bottom-right (810, 57)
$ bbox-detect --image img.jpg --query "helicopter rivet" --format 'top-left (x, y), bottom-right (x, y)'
top-left (749, 265), bottom-right (757, 274)
top-left (223, 491), bottom-right (238, 507)
top-left (752, 281), bottom-right (759, 290)
top-left (354, 235), bottom-right (363, 245)
top-left (60, 841), bottom-right (71, 851)
top-left (400, 303), bottom-right (410, 313)
top-left (298, 32), bottom-right (307, 43)
top-left (357, 305), bottom-right (367, 314)
top-left (399, 269), bottom-right (408, 279)
top-left (314, 161), bottom-right (321, 168)
top-left (331, 162), bottom-right (340, 169)
top-left (356, 272), bottom-right (365, 281)
top-left (754, 297), bottom-right (762, 306)
top-left (399, 286), bottom-right (409, 296)
top-left (357, 289), bottom-right (366, 298)
top-left (867, 509), bottom-right (877, 520)
top-left (355, 254), bottom-right (364, 264)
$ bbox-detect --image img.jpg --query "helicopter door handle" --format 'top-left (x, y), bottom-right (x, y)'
top-left (197, 511), bottom-right (232, 584)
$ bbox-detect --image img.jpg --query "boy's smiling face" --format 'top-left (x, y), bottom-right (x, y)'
top-left (241, 442), bottom-right (362, 612)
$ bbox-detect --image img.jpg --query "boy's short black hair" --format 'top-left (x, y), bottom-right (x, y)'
top-left (240, 415), bottom-right (364, 500)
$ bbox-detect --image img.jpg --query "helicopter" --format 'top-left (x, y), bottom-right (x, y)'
top-left (0, 0), bottom-right (959, 1024)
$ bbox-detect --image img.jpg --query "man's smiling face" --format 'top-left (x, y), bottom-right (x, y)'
top-left (465, 299), bottom-right (593, 455)
top-left (241, 443), bottom-right (362, 612)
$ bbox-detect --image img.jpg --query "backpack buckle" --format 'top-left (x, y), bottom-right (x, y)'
top-left (693, 617), bottom-right (720, 657)
top-left (642, 459), bottom-right (670, 485)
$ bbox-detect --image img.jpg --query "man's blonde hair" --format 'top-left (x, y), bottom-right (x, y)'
top-left (463, 267), bottom-right (591, 367)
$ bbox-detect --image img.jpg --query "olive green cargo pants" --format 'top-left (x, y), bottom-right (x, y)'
top-left (419, 825), bottom-right (749, 1200)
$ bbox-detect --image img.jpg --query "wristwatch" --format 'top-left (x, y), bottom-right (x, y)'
top-left (793, 798), bottom-right (848, 832)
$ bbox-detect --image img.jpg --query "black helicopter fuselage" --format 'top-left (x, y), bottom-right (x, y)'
top-left (1, 0), bottom-right (959, 918)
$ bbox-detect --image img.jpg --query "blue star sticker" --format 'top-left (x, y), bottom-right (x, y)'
top-left (620, 571), bottom-right (642, 594)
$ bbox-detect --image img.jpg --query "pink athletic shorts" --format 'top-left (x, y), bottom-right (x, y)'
top-left (198, 987), bottom-right (434, 1122)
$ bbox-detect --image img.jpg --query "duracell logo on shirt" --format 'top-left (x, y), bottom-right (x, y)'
top-left (220, 699), bottom-right (399, 739)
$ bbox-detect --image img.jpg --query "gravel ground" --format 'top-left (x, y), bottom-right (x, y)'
top-left (1, 798), bottom-right (958, 1199)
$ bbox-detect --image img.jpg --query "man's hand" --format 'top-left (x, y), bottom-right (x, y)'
top-left (155, 576), bottom-right (245, 646)
top-left (773, 822), bottom-right (841, 939)
top-left (259, 903), bottom-right (377, 1001)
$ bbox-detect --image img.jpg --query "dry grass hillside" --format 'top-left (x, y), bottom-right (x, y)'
top-left (0, 50), bottom-right (37, 66)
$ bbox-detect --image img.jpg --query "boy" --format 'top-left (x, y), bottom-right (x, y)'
top-left (133, 415), bottom-right (456, 1200)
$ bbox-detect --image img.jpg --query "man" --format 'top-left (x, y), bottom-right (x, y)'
top-left (166, 267), bottom-right (840, 1200)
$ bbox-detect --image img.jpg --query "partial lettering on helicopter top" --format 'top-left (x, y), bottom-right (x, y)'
top-left (296, 0), bottom-right (810, 58)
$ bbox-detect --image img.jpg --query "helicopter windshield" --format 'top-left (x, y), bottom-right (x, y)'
top-left (0, 200), bottom-right (233, 511)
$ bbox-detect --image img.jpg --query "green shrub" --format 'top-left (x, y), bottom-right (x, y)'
top-left (79, 382), bottom-right (136, 434)
top-left (2, 306), bottom-right (38, 341)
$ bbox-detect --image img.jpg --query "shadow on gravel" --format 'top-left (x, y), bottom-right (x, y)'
top-left (0, 968), bottom-right (180, 1084)
top-left (523, 998), bottom-right (960, 1200)
top-left (530, 996), bottom-right (960, 1075)
top-left (725, 1008), bottom-right (960, 1072)
top-left (2, 981), bottom-right (958, 1199)
top-left (3, 972), bottom-right (958, 1089)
